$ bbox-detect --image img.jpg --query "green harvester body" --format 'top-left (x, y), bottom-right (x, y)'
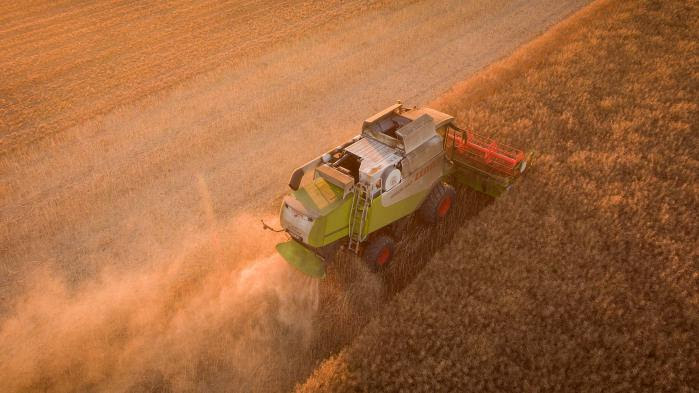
top-left (273, 103), bottom-right (529, 278)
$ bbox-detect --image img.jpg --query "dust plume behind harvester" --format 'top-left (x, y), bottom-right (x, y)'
top-left (268, 102), bottom-right (530, 278)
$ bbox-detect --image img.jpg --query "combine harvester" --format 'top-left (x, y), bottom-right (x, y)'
top-left (267, 102), bottom-right (530, 278)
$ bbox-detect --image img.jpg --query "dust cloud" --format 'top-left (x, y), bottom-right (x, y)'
top-left (0, 213), bottom-right (321, 393)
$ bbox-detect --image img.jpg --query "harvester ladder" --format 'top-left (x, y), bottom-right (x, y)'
top-left (348, 182), bottom-right (371, 254)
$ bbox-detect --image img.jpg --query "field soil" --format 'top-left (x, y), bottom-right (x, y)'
top-left (299, 0), bottom-right (698, 391)
top-left (0, 1), bottom-right (594, 392)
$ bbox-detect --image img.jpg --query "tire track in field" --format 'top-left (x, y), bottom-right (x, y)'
top-left (0, 0), bottom-right (159, 56)
top-left (0, 0), bottom-right (126, 41)
top-left (0, 0), bottom-right (86, 29)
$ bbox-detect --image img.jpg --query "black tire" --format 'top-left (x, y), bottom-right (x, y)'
top-left (418, 182), bottom-right (456, 224)
top-left (362, 235), bottom-right (395, 272)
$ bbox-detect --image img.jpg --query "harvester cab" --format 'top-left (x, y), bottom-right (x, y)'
top-left (272, 102), bottom-right (529, 278)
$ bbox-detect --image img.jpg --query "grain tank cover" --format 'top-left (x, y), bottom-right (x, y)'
top-left (396, 114), bottom-right (437, 154)
top-left (345, 137), bottom-right (401, 167)
top-left (345, 136), bottom-right (402, 185)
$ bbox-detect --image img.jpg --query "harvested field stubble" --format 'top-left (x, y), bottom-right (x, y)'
top-left (0, 0), bottom-right (392, 150)
top-left (299, 0), bottom-right (698, 391)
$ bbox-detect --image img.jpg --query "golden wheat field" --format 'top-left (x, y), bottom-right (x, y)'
top-left (3, 0), bottom-right (695, 392)
top-left (299, 0), bottom-right (698, 391)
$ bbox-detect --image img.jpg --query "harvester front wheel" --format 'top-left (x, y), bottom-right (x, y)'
top-left (419, 182), bottom-right (456, 224)
top-left (363, 235), bottom-right (395, 272)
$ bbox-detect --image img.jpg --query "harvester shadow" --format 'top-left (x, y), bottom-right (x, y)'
top-left (384, 186), bottom-right (494, 296)
top-left (307, 185), bottom-right (493, 369)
